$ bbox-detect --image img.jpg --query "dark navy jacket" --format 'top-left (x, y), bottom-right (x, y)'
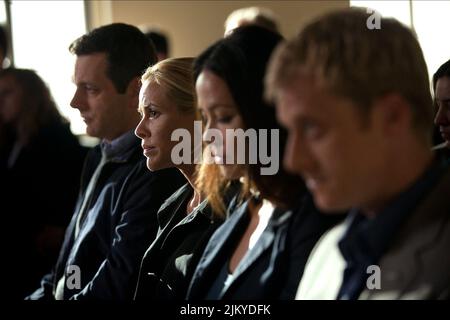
top-left (27, 138), bottom-right (185, 300)
top-left (134, 184), bottom-right (224, 300)
top-left (187, 194), bottom-right (344, 300)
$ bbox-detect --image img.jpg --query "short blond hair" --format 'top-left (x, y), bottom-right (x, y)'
top-left (224, 7), bottom-right (279, 36)
top-left (266, 8), bottom-right (433, 142)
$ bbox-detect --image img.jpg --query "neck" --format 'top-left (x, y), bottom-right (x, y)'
top-left (178, 164), bottom-right (202, 214)
top-left (361, 146), bottom-right (434, 217)
top-left (178, 164), bottom-right (197, 189)
top-left (104, 114), bottom-right (140, 143)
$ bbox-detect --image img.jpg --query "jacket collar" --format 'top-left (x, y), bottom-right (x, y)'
top-left (100, 130), bottom-right (140, 163)
top-left (156, 183), bottom-right (192, 230)
top-left (360, 166), bottom-right (450, 299)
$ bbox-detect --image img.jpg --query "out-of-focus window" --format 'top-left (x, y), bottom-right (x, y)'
top-left (9, 0), bottom-right (87, 135)
top-left (351, 0), bottom-right (450, 83)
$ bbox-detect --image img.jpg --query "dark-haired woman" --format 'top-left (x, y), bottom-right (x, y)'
top-left (187, 26), bottom-right (344, 299)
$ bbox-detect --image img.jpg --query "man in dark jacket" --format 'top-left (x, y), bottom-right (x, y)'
top-left (27, 23), bottom-right (185, 300)
top-left (267, 8), bottom-right (449, 299)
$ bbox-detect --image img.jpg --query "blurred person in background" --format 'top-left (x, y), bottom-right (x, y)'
top-left (0, 68), bottom-right (88, 299)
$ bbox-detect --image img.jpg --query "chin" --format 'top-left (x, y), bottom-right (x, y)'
top-left (147, 159), bottom-right (171, 172)
top-left (86, 127), bottom-right (100, 139)
top-left (314, 195), bottom-right (350, 213)
top-left (146, 160), bottom-right (159, 172)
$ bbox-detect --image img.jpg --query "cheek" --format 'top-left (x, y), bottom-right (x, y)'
top-left (283, 136), bottom-right (298, 170)
top-left (446, 108), bottom-right (450, 120)
top-left (329, 135), bottom-right (373, 181)
top-left (158, 120), bottom-right (180, 150)
top-left (208, 127), bottom-right (227, 154)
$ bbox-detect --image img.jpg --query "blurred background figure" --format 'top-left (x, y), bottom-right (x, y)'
top-left (432, 59), bottom-right (450, 150)
top-left (143, 27), bottom-right (170, 61)
top-left (224, 6), bottom-right (280, 37)
top-left (0, 68), bottom-right (88, 298)
top-left (0, 25), bottom-right (10, 70)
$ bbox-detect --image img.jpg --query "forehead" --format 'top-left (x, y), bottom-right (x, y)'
top-left (276, 74), bottom-right (358, 125)
top-left (140, 80), bottom-right (166, 102)
top-left (73, 52), bottom-right (108, 82)
top-left (195, 70), bottom-right (235, 108)
top-left (140, 80), bottom-right (179, 112)
top-left (277, 76), bottom-right (326, 115)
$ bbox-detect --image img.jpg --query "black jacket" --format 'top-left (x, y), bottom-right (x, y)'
top-left (134, 184), bottom-right (224, 300)
top-left (27, 138), bottom-right (186, 300)
top-left (0, 121), bottom-right (88, 299)
top-left (187, 193), bottom-right (344, 299)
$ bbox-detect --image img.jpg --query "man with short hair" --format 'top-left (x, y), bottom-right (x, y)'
top-left (224, 6), bottom-right (279, 37)
top-left (27, 23), bottom-right (185, 300)
top-left (266, 8), bottom-right (450, 299)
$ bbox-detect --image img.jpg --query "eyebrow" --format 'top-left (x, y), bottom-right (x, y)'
top-left (203, 103), bottom-right (235, 112)
top-left (138, 102), bottom-right (162, 114)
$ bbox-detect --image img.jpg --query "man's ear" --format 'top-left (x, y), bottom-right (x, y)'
top-left (126, 77), bottom-right (141, 109)
top-left (373, 93), bottom-right (412, 136)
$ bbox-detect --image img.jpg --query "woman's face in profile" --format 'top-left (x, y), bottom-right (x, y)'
top-left (135, 80), bottom-right (196, 171)
top-left (196, 69), bottom-right (246, 180)
top-left (0, 75), bottom-right (23, 126)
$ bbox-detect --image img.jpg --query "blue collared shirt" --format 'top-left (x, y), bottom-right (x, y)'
top-left (100, 130), bottom-right (138, 162)
top-left (336, 155), bottom-right (448, 300)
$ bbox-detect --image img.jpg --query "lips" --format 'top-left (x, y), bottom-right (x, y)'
top-left (81, 114), bottom-right (91, 124)
top-left (141, 144), bottom-right (156, 156)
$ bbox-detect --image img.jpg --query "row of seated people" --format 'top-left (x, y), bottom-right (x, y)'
top-left (3, 8), bottom-right (449, 300)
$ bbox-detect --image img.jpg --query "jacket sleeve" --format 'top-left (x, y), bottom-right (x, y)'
top-left (279, 195), bottom-right (345, 299)
top-left (69, 165), bottom-right (184, 300)
top-left (25, 272), bottom-right (55, 300)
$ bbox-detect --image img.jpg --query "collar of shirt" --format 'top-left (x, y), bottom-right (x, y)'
top-left (336, 154), bottom-right (448, 299)
top-left (100, 130), bottom-right (139, 162)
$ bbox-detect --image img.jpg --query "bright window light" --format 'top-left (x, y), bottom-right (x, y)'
top-left (350, 0), bottom-right (411, 26)
top-left (10, 0), bottom-right (87, 135)
top-left (351, 0), bottom-right (450, 85)
top-left (412, 1), bottom-right (450, 82)
top-left (0, 1), bottom-right (6, 24)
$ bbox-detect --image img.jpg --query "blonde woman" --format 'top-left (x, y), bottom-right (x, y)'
top-left (134, 58), bottom-right (234, 300)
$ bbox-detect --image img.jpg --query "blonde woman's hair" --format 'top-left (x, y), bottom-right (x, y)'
top-left (142, 57), bottom-right (197, 115)
top-left (195, 162), bottom-right (229, 217)
top-left (142, 58), bottom-right (232, 217)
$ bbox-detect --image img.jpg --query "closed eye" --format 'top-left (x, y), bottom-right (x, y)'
top-left (217, 115), bottom-right (233, 124)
